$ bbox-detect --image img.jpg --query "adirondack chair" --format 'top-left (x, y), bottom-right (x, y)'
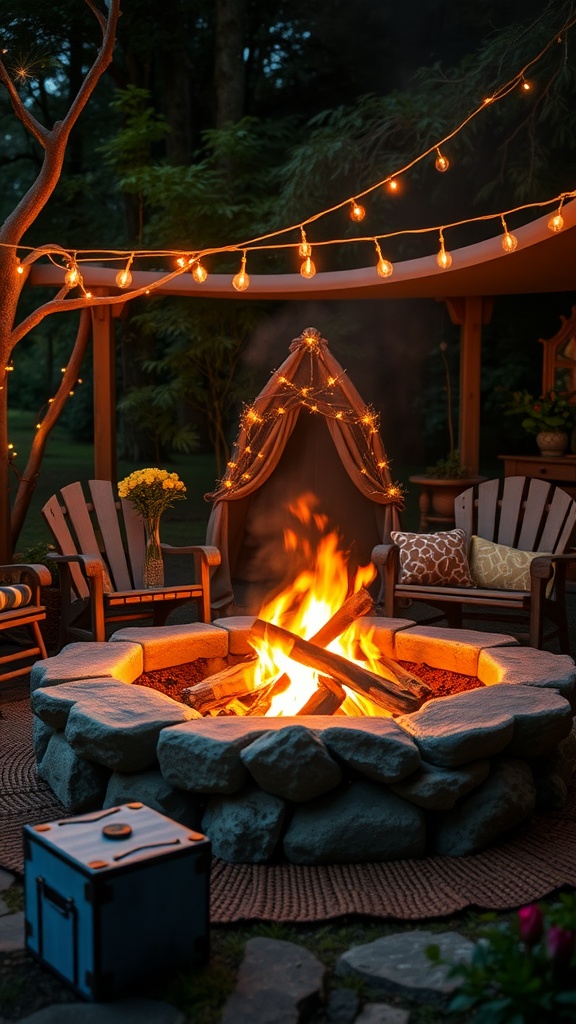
top-left (0, 563), bottom-right (51, 680)
top-left (372, 476), bottom-right (576, 652)
top-left (41, 480), bottom-right (221, 647)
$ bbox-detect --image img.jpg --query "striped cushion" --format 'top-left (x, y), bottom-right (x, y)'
top-left (0, 584), bottom-right (33, 611)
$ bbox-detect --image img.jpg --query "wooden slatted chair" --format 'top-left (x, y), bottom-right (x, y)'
top-left (41, 480), bottom-right (220, 647)
top-left (372, 476), bottom-right (576, 652)
top-left (0, 563), bottom-right (51, 680)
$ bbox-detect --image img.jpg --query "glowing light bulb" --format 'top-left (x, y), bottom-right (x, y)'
top-left (300, 255), bottom-right (316, 279)
top-left (115, 267), bottom-right (132, 288)
top-left (176, 256), bottom-right (187, 268)
top-left (16, 259), bottom-right (24, 275)
top-left (436, 231), bottom-right (452, 269)
top-left (386, 178), bottom-right (399, 193)
top-left (548, 211), bottom-right (564, 233)
top-left (374, 241), bottom-right (393, 278)
top-left (500, 216), bottom-right (517, 253)
top-left (64, 262), bottom-right (80, 288)
top-left (350, 200), bottom-right (365, 222)
top-left (192, 261), bottom-right (208, 283)
top-left (232, 253), bottom-right (249, 291)
top-left (521, 78), bottom-right (531, 92)
top-left (376, 256), bottom-right (393, 278)
top-left (435, 148), bottom-right (450, 172)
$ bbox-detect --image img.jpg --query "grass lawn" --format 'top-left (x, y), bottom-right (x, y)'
top-left (9, 409), bottom-right (220, 555)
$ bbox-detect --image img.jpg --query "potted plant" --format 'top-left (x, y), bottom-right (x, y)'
top-left (499, 388), bottom-right (576, 456)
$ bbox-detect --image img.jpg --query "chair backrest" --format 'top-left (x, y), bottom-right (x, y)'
top-left (454, 476), bottom-right (576, 554)
top-left (41, 480), bottom-right (147, 596)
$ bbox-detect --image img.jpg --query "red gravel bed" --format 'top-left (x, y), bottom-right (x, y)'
top-left (134, 657), bottom-right (483, 707)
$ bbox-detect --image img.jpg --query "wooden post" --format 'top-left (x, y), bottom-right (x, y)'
top-left (91, 299), bottom-right (117, 483)
top-left (444, 296), bottom-right (493, 475)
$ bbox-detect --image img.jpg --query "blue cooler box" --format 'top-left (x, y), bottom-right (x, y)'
top-left (24, 802), bottom-right (211, 1000)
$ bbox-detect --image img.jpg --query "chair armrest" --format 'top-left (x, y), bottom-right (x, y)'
top-left (370, 544), bottom-right (398, 569)
top-left (161, 544), bottom-right (221, 567)
top-left (47, 552), bottom-right (107, 578)
top-left (0, 563), bottom-right (53, 587)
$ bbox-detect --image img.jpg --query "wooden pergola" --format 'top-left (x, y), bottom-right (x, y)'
top-left (28, 200), bottom-right (576, 480)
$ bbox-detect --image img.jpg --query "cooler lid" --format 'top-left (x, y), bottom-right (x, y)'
top-left (25, 803), bottom-right (208, 872)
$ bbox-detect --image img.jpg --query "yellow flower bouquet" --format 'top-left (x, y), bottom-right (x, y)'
top-left (118, 468), bottom-right (187, 517)
top-left (117, 469), bottom-right (186, 588)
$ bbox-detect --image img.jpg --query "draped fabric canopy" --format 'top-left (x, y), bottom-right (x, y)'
top-left (206, 328), bottom-right (403, 612)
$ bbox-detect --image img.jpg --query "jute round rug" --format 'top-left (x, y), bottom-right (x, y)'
top-left (2, 689), bottom-right (575, 923)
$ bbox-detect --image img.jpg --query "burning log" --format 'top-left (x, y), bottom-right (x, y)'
top-left (249, 619), bottom-right (429, 715)
top-left (308, 586), bottom-right (374, 648)
top-left (296, 675), bottom-right (346, 716)
top-left (181, 659), bottom-right (257, 712)
top-left (183, 587), bottom-right (376, 715)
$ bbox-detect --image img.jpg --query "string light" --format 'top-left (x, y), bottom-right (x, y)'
top-left (500, 215), bottom-right (518, 252)
top-left (16, 258), bottom-right (24, 275)
top-left (436, 229), bottom-right (452, 269)
top-left (350, 200), bottom-right (366, 222)
top-left (191, 260), bottom-right (208, 283)
top-left (64, 259), bottom-right (81, 288)
top-left (521, 77), bottom-right (531, 91)
top-left (374, 240), bottom-right (393, 278)
top-left (232, 251), bottom-right (249, 291)
top-left (298, 227), bottom-right (312, 258)
top-left (386, 178), bottom-right (399, 193)
top-left (300, 252), bottom-right (317, 279)
top-left (434, 148), bottom-right (450, 172)
top-left (548, 199), bottom-right (565, 232)
top-left (115, 254), bottom-right (134, 289)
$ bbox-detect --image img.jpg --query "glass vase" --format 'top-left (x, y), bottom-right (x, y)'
top-left (143, 515), bottom-right (164, 589)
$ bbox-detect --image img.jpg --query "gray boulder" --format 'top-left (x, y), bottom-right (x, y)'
top-left (202, 786), bottom-right (285, 863)
top-left (104, 770), bottom-right (202, 829)
top-left (283, 781), bottom-right (426, 864)
top-left (64, 686), bottom-right (196, 772)
top-left (431, 758), bottom-right (536, 855)
top-left (391, 759), bottom-right (490, 810)
top-left (157, 720), bottom-right (263, 794)
top-left (322, 719), bottom-right (421, 784)
top-left (38, 732), bottom-right (109, 812)
top-left (240, 726), bottom-right (342, 801)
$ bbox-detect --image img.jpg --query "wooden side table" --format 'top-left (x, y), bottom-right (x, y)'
top-left (498, 454), bottom-right (576, 501)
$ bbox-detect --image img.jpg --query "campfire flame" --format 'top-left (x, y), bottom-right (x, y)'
top-left (248, 494), bottom-right (386, 716)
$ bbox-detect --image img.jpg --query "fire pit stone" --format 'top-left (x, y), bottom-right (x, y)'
top-left (30, 619), bottom-right (576, 865)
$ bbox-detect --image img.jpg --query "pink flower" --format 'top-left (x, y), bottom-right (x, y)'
top-left (546, 925), bottom-right (575, 965)
top-left (518, 904), bottom-right (544, 945)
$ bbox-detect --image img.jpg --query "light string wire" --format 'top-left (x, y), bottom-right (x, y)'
top-left (4, 9), bottom-right (576, 284)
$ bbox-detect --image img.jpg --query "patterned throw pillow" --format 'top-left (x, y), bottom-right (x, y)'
top-left (0, 584), bottom-right (32, 611)
top-left (469, 536), bottom-right (555, 593)
top-left (391, 528), bottom-right (474, 587)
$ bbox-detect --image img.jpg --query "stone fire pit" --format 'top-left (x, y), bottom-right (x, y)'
top-left (30, 616), bottom-right (576, 865)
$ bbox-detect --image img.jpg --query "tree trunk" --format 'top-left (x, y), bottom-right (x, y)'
top-left (215, 0), bottom-right (246, 128)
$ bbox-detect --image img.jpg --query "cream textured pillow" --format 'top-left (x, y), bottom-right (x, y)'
top-left (469, 535), bottom-right (554, 593)
top-left (391, 528), bottom-right (474, 587)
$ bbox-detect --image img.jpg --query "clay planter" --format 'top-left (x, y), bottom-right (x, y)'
top-left (408, 475), bottom-right (487, 532)
top-left (536, 429), bottom-right (569, 457)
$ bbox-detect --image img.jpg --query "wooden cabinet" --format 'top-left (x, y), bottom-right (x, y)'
top-left (498, 454), bottom-right (576, 500)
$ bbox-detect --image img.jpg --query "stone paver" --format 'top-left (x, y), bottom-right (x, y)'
top-left (221, 937), bottom-right (326, 1024)
top-left (14, 999), bottom-right (185, 1024)
top-left (336, 930), bottom-right (474, 1004)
